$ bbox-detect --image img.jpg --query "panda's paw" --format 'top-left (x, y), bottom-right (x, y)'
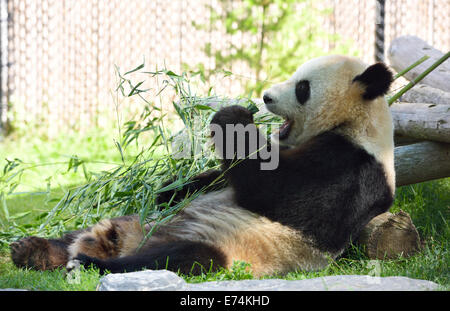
top-left (68, 253), bottom-right (106, 274)
top-left (211, 105), bottom-right (254, 130)
top-left (10, 236), bottom-right (51, 270)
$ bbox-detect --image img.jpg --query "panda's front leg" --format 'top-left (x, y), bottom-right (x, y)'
top-left (211, 105), bottom-right (260, 165)
top-left (211, 106), bottom-right (279, 213)
top-left (156, 169), bottom-right (227, 205)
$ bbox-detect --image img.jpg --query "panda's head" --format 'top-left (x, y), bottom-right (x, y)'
top-left (263, 55), bottom-right (393, 147)
top-left (263, 55), bottom-right (395, 191)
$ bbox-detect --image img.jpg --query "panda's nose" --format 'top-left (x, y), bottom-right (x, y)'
top-left (263, 93), bottom-right (273, 104)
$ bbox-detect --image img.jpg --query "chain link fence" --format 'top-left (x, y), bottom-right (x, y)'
top-left (0, 0), bottom-right (449, 134)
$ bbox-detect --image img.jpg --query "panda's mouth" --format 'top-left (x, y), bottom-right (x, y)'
top-left (277, 118), bottom-right (293, 140)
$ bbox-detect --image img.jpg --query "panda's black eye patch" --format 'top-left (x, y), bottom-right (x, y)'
top-left (295, 80), bottom-right (310, 105)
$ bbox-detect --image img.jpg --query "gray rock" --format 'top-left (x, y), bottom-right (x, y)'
top-left (97, 270), bottom-right (188, 291)
top-left (0, 288), bottom-right (28, 291)
top-left (97, 270), bottom-right (439, 291)
top-left (188, 275), bottom-right (438, 291)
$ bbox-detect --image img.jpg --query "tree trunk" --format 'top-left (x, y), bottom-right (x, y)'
top-left (400, 84), bottom-right (450, 106)
top-left (394, 135), bottom-right (423, 146)
top-left (395, 141), bottom-right (450, 187)
top-left (391, 102), bottom-right (450, 143)
top-left (358, 211), bottom-right (421, 259)
top-left (388, 35), bottom-right (450, 92)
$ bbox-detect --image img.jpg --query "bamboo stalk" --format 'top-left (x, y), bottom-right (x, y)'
top-left (393, 55), bottom-right (429, 80)
top-left (388, 51), bottom-right (450, 106)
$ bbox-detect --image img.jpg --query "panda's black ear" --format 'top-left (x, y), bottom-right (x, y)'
top-left (352, 63), bottom-right (393, 100)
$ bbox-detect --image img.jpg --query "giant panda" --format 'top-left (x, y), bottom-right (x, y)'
top-left (10, 55), bottom-right (395, 277)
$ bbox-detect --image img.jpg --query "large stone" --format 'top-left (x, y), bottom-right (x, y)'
top-left (0, 288), bottom-right (28, 291)
top-left (97, 270), bottom-right (188, 291)
top-left (189, 275), bottom-right (438, 291)
top-left (97, 270), bottom-right (439, 291)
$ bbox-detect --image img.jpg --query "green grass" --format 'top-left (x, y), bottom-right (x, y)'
top-left (0, 125), bottom-right (138, 192)
top-left (0, 126), bottom-right (146, 290)
top-left (0, 252), bottom-right (100, 291)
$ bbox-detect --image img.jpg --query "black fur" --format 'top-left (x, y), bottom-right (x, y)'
top-left (156, 169), bottom-right (226, 205)
top-left (295, 80), bottom-right (310, 105)
top-left (352, 63), bottom-right (393, 100)
top-left (210, 106), bottom-right (394, 253)
top-left (210, 105), bottom-right (267, 168)
top-left (75, 240), bottom-right (227, 275)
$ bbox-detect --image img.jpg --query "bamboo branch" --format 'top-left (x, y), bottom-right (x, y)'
top-left (388, 51), bottom-right (450, 105)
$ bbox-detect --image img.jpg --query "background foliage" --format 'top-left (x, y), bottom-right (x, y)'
top-left (189, 0), bottom-right (355, 96)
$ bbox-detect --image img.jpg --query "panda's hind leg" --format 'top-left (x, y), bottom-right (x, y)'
top-left (72, 240), bottom-right (227, 275)
top-left (10, 215), bottom-right (143, 271)
top-left (67, 215), bottom-right (144, 261)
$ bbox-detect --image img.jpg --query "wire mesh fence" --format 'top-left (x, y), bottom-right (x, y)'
top-left (0, 0), bottom-right (449, 134)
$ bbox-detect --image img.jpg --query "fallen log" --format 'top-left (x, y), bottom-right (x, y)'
top-left (395, 141), bottom-right (450, 187)
top-left (394, 135), bottom-right (423, 146)
top-left (400, 84), bottom-right (450, 106)
top-left (391, 102), bottom-right (450, 143)
top-left (358, 211), bottom-right (421, 259)
top-left (388, 36), bottom-right (450, 92)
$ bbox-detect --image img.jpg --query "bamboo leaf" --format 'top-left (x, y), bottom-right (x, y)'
top-left (114, 140), bottom-right (125, 164)
top-left (8, 211), bottom-right (31, 220)
top-left (128, 81), bottom-right (148, 97)
top-left (124, 62), bottom-right (145, 76)
top-left (1, 194), bottom-right (9, 221)
top-left (194, 104), bottom-right (215, 111)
